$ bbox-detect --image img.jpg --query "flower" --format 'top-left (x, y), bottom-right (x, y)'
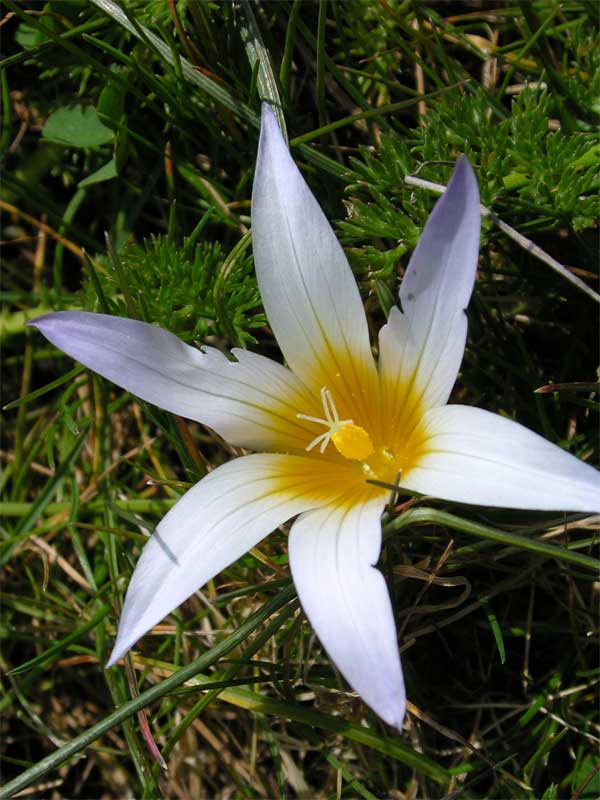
top-left (29, 104), bottom-right (600, 729)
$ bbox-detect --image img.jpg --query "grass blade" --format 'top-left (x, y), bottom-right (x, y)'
top-left (0, 584), bottom-right (297, 799)
top-left (386, 507), bottom-right (600, 573)
top-left (0, 424), bottom-right (91, 565)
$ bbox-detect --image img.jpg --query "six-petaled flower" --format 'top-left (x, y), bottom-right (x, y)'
top-left (29, 104), bottom-right (600, 729)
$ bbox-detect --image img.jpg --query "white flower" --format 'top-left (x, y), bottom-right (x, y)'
top-left (29, 104), bottom-right (600, 729)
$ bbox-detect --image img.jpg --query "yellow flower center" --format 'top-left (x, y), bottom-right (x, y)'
top-left (331, 423), bottom-right (374, 461)
top-left (296, 387), bottom-right (374, 461)
top-left (296, 387), bottom-right (423, 492)
top-left (361, 446), bottom-right (400, 485)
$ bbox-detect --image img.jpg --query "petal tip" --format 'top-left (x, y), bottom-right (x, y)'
top-left (448, 155), bottom-right (479, 205)
top-left (260, 101), bottom-right (277, 124)
top-left (378, 694), bottom-right (406, 730)
top-left (105, 640), bottom-right (127, 669)
top-left (258, 102), bottom-right (286, 156)
top-left (25, 312), bottom-right (55, 331)
top-left (26, 310), bottom-right (89, 334)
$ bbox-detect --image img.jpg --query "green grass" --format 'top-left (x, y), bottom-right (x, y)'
top-left (1, 1), bottom-right (599, 797)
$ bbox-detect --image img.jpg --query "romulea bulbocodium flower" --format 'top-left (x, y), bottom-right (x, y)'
top-left (29, 103), bottom-right (600, 729)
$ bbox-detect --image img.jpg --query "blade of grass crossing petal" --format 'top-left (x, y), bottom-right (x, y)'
top-left (238, 0), bottom-right (287, 141)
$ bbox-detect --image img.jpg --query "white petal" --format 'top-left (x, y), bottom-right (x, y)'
top-left (252, 104), bottom-right (379, 428)
top-left (379, 158), bottom-right (480, 435)
top-left (288, 491), bottom-right (406, 728)
top-left (28, 311), bottom-right (317, 453)
top-left (404, 405), bottom-right (600, 512)
top-left (107, 453), bottom-right (364, 666)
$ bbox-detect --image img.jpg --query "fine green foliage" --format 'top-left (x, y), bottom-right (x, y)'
top-left (81, 235), bottom-right (266, 346)
top-left (2, 1), bottom-right (598, 799)
top-left (340, 88), bottom-right (600, 281)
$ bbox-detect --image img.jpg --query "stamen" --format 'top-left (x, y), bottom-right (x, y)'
top-left (296, 387), bottom-right (374, 460)
top-left (322, 387), bottom-right (337, 424)
top-left (297, 386), bottom-right (353, 454)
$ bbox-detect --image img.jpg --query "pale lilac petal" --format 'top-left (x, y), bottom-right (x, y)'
top-left (252, 104), bottom-right (379, 430)
top-left (379, 158), bottom-right (480, 435)
top-left (404, 405), bottom-right (600, 512)
top-left (288, 491), bottom-right (406, 728)
top-left (107, 453), bottom-right (363, 666)
top-left (28, 311), bottom-right (318, 453)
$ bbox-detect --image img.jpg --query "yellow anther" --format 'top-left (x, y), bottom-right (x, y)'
top-left (297, 387), bottom-right (374, 459)
top-left (331, 424), bottom-right (374, 461)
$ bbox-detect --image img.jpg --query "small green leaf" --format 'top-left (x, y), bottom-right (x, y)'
top-left (14, 23), bottom-right (38, 49)
top-left (571, 754), bottom-right (600, 798)
top-left (374, 278), bottom-right (396, 318)
top-left (479, 595), bottom-right (506, 664)
top-left (78, 157), bottom-right (118, 188)
top-left (114, 118), bottom-right (128, 171)
top-left (42, 105), bottom-right (114, 148)
top-left (571, 141), bottom-right (600, 169)
top-left (541, 783), bottom-right (558, 799)
top-left (97, 79), bottom-right (125, 129)
top-left (519, 673), bottom-right (561, 727)
top-left (502, 171), bottom-right (529, 191)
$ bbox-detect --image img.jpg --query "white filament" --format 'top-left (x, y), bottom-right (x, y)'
top-left (297, 387), bottom-right (353, 454)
